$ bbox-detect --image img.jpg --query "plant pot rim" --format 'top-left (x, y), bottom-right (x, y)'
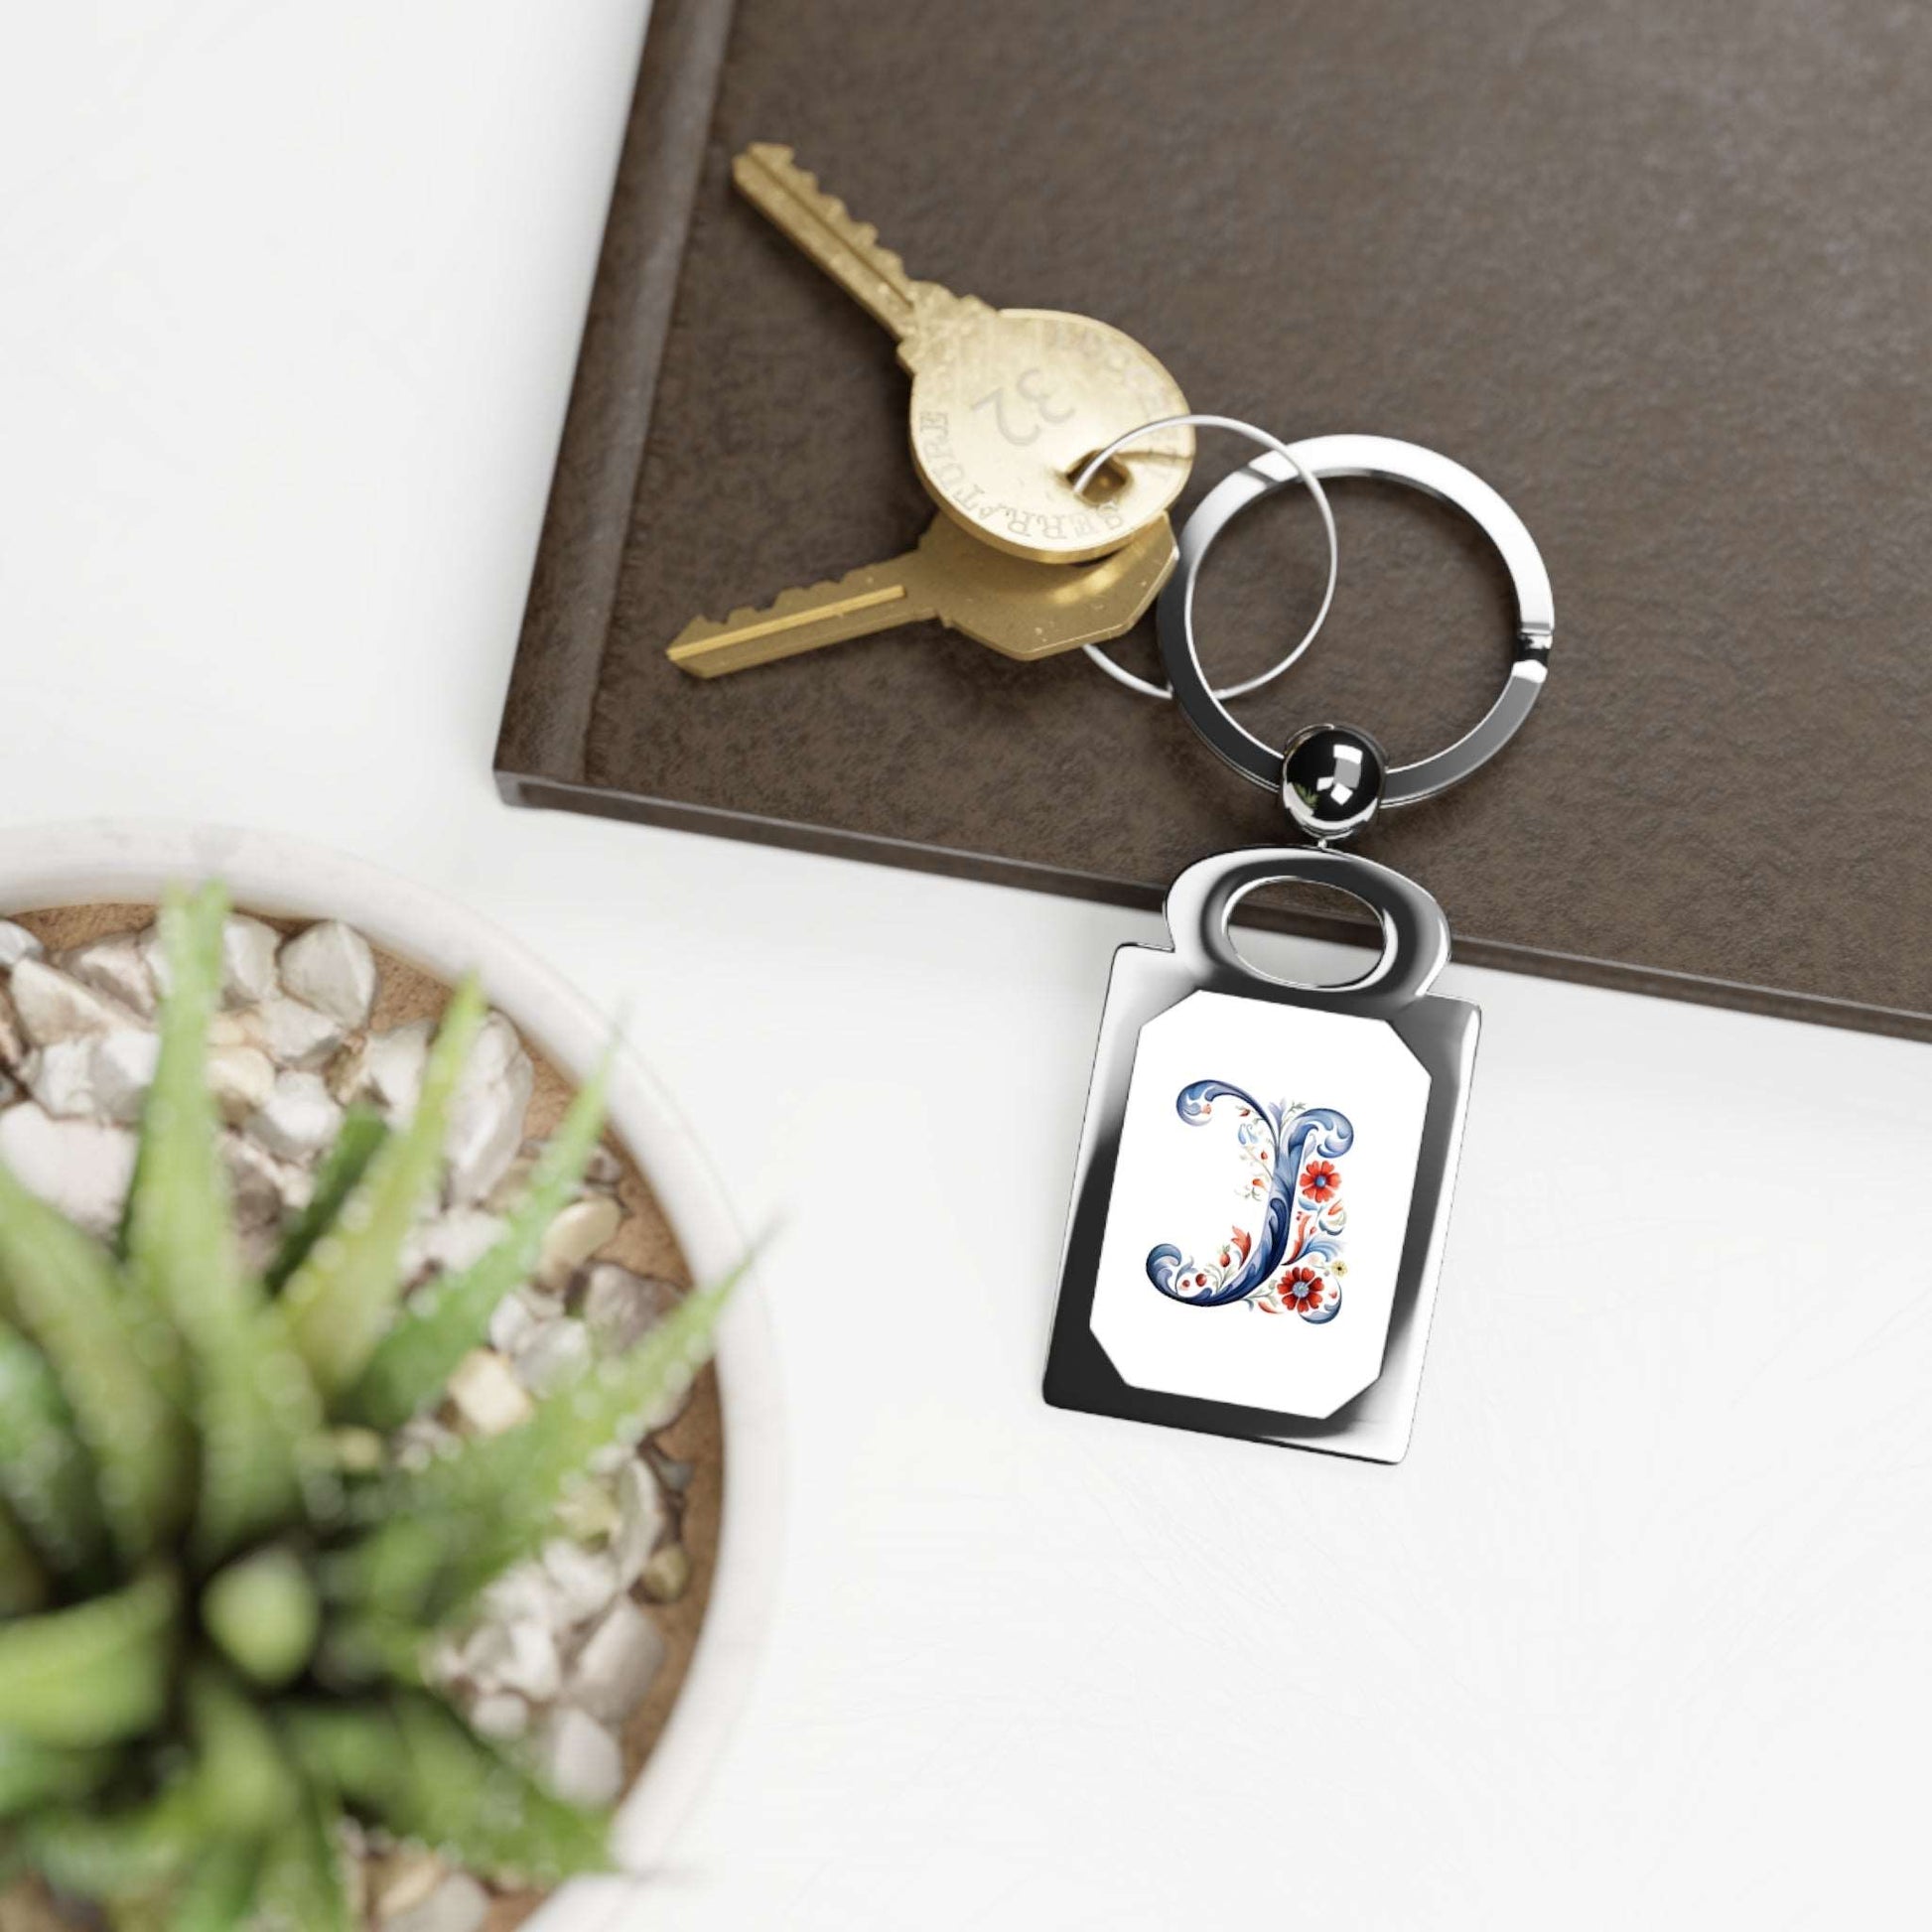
top-left (0, 818), bottom-right (784, 1920)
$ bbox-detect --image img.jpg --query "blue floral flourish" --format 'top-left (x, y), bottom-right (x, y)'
top-left (1145, 1079), bottom-right (1354, 1318)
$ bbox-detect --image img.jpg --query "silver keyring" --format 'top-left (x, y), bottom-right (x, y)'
top-left (1158, 435), bottom-right (1555, 805)
top-left (1072, 415), bottom-right (1339, 702)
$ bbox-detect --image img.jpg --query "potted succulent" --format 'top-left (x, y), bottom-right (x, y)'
top-left (0, 841), bottom-right (773, 1932)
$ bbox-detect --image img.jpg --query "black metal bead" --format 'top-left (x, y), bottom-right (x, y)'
top-left (1280, 723), bottom-right (1388, 840)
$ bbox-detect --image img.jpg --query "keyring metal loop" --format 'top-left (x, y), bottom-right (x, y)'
top-left (1157, 434), bottom-right (1555, 805)
top-left (1165, 844), bottom-right (1450, 1017)
top-left (1072, 415), bottom-right (1339, 703)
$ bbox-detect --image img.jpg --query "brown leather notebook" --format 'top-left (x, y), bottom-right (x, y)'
top-left (496, 0), bottom-right (1932, 1041)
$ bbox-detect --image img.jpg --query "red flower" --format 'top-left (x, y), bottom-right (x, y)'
top-left (1277, 1266), bottom-right (1334, 1314)
top-left (1300, 1159), bottom-right (1340, 1204)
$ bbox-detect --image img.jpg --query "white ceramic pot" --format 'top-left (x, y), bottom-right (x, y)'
top-left (0, 820), bottom-right (783, 1928)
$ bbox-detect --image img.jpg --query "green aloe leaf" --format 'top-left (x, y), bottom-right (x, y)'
top-left (165, 1835), bottom-right (260, 1932)
top-left (281, 1699), bottom-right (393, 1796)
top-left (341, 1268), bottom-right (736, 1624)
top-left (201, 1547), bottom-right (321, 1691)
top-left (0, 1732), bottom-right (112, 1819)
top-left (0, 1503), bottom-right (48, 1614)
top-left (311, 1605), bottom-right (431, 1691)
top-left (250, 1784), bottom-right (350, 1932)
top-left (0, 1160), bottom-right (189, 1564)
top-left (105, 1900), bottom-right (172, 1932)
top-left (283, 976), bottom-right (486, 1396)
top-left (184, 1664), bottom-right (299, 1840)
top-left (345, 1056), bottom-right (612, 1430)
top-left (393, 1691), bottom-right (610, 1884)
top-left (264, 1106), bottom-right (387, 1294)
top-left (0, 1315), bottom-right (110, 1586)
top-left (193, 1307), bottom-right (331, 1565)
top-left (0, 1569), bottom-right (175, 1747)
top-left (289, 1693), bottom-right (609, 1887)
top-left (17, 1779), bottom-right (203, 1901)
top-left (122, 885), bottom-right (253, 1342)
top-left (125, 886), bottom-right (320, 1560)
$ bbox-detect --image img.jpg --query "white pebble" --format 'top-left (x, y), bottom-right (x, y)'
top-left (368, 1846), bottom-right (444, 1921)
top-left (247, 1069), bottom-right (344, 1163)
top-left (467, 1690), bottom-right (529, 1741)
top-left (446, 1348), bottom-right (532, 1436)
top-left (27, 1037), bottom-right (99, 1119)
top-left (479, 1559), bottom-right (559, 1627)
top-left (555, 1478), bottom-right (621, 1542)
top-left (205, 1011), bottom-right (252, 1049)
top-left (536, 1193), bottom-right (622, 1291)
top-left (612, 1458), bottom-right (667, 1587)
top-left (483, 1148), bottom-right (539, 1211)
top-left (511, 1315), bottom-right (592, 1396)
top-left (541, 1536), bottom-right (620, 1626)
top-left (402, 1206), bottom-right (506, 1281)
top-left (486, 1286), bottom-right (561, 1355)
top-left (90, 1030), bottom-right (160, 1124)
top-left (494, 1617), bottom-right (562, 1701)
top-left (222, 1132), bottom-right (311, 1229)
top-left (207, 1044), bottom-right (275, 1123)
top-left (8, 959), bottom-right (137, 1045)
top-left (458, 1621), bottom-right (512, 1694)
top-left (640, 1542), bottom-right (691, 1603)
top-left (0, 921), bottom-right (44, 969)
top-left (383, 1872), bottom-right (488, 1932)
top-left (394, 1416), bottom-right (459, 1471)
top-left (444, 1014), bottom-right (533, 1203)
top-left (0, 988), bottom-right (26, 1072)
top-left (580, 1263), bottom-right (677, 1355)
top-left (24, 1025), bottom-right (157, 1125)
top-left (334, 1020), bottom-right (430, 1118)
top-left (278, 920), bottom-right (378, 1028)
top-left (536, 1706), bottom-right (624, 1808)
top-left (565, 1595), bottom-right (665, 1725)
top-left (0, 1105), bottom-right (136, 1236)
top-left (251, 995), bottom-right (345, 1071)
top-left (135, 926), bottom-right (168, 996)
top-left (218, 915), bottom-right (282, 1007)
top-left (61, 935), bottom-right (156, 1018)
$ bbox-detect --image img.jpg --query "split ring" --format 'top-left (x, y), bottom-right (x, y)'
top-left (1074, 415), bottom-right (1339, 703)
top-left (1158, 435), bottom-right (1555, 805)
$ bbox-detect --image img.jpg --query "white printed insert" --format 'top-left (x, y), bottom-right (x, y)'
top-left (1090, 990), bottom-right (1431, 1419)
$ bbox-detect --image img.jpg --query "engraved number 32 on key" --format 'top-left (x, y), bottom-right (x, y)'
top-left (972, 367), bottom-right (1075, 445)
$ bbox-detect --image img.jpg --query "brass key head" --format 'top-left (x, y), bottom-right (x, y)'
top-left (906, 305), bottom-right (1194, 566)
top-left (916, 510), bottom-right (1177, 660)
top-left (730, 146), bottom-right (1194, 567)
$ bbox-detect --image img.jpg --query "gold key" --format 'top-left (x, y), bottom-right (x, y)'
top-left (734, 143), bottom-right (1194, 566)
top-left (666, 513), bottom-right (1176, 678)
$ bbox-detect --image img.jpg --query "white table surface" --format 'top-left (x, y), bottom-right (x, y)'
top-left (6, 8), bottom-right (1928, 1927)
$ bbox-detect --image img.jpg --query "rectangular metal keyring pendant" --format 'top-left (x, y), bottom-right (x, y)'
top-left (1043, 847), bottom-right (1478, 1463)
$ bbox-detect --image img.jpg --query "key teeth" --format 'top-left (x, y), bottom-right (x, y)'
top-left (733, 143), bottom-right (915, 295)
top-left (739, 141), bottom-right (832, 207)
top-left (673, 572), bottom-right (877, 644)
